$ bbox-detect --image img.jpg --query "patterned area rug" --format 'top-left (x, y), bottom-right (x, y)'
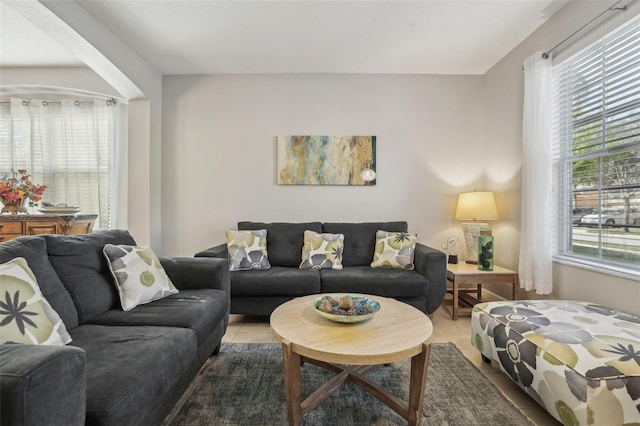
top-left (165, 342), bottom-right (533, 426)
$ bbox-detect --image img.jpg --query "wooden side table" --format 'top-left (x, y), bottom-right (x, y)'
top-left (0, 213), bottom-right (97, 242)
top-left (445, 263), bottom-right (519, 320)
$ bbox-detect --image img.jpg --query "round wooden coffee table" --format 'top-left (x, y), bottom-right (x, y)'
top-left (270, 293), bottom-right (433, 426)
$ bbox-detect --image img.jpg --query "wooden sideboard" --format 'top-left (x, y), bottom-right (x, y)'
top-left (0, 214), bottom-right (97, 242)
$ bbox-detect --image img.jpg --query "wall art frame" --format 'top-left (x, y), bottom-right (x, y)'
top-left (277, 135), bottom-right (376, 186)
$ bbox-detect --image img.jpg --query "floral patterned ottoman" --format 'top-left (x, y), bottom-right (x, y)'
top-left (471, 300), bottom-right (640, 425)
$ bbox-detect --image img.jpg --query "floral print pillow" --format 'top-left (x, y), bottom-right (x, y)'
top-left (103, 244), bottom-right (179, 311)
top-left (0, 257), bottom-right (72, 345)
top-left (226, 229), bottom-right (271, 271)
top-left (370, 230), bottom-right (417, 269)
top-left (299, 230), bottom-right (344, 270)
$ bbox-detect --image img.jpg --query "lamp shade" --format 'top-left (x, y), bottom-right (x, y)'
top-left (455, 191), bottom-right (498, 220)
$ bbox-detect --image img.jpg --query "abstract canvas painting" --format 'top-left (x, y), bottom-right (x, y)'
top-left (277, 135), bottom-right (376, 185)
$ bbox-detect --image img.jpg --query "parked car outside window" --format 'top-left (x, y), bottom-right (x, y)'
top-left (572, 207), bottom-right (594, 225)
top-left (580, 208), bottom-right (640, 227)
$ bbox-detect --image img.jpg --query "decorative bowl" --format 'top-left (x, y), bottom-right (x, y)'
top-left (312, 295), bottom-right (380, 323)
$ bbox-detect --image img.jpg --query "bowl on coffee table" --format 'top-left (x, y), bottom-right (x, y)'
top-left (312, 295), bottom-right (380, 323)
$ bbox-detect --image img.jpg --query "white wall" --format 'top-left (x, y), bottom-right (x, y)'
top-left (483, 0), bottom-right (640, 315)
top-left (161, 74), bottom-right (484, 257)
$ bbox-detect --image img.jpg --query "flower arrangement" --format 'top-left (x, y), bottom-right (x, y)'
top-left (0, 169), bottom-right (46, 212)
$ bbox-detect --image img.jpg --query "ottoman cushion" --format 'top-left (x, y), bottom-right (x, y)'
top-left (472, 300), bottom-right (640, 426)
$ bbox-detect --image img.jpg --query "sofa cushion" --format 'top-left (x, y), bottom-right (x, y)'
top-left (322, 222), bottom-right (408, 266)
top-left (225, 229), bottom-right (271, 271)
top-left (300, 230), bottom-right (344, 270)
top-left (0, 257), bottom-right (72, 345)
top-left (238, 222), bottom-right (322, 267)
top-left (44, 230), bottom-right (137, 323)
top-left (69, 324), bottom-right (196, 426)
top-left (86, 289), bottom-right (227, 346)
top-left (103, 244), bottom-right (179, 311)
top-left (320, 266), bottom-right (428, 297)
top-left (0, 236), bottom-right (79, 329)
top-left (370, 230), bottom-right (417, 269)
top-left (230, 266), bottom-right (321, 296)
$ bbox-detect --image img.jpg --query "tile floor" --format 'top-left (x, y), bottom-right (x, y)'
top-left (223, 296), bottom-right (561, 425)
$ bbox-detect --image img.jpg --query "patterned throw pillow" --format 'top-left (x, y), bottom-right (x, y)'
top-left (0, 257), bottom-right (72, 345)
top-left (371, 230), bottom-right (418, 269)
top-left (299, 230), bottom-right (344, 270)
top-left (226, 229), bottom-right (271, 271)
top-left (103, 244), bottom-right (179, 311)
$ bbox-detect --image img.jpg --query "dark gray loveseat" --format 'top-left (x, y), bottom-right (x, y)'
top-left (195, 221), bottom-right (446, 316)
top-left (0, 230), bottom-right (230, 426)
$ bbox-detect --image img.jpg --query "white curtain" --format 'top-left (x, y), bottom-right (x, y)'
top-left (519, 52), bottom-right (553, 294)
top-left (0, 98), bottom-right (119, 230)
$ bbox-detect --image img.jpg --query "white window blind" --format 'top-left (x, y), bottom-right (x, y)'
top-left (0, 98), bottom-right (116, 230)
top-left (552, 14), bottom-right (640, 274)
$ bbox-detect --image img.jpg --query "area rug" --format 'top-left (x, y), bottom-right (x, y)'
top-left (165, 342), bottom-right (533, 426)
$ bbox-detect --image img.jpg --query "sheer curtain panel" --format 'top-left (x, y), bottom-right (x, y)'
top-left (519, 53), bottom-right (554, 294)
top-left (0, 98), bottom-right (117, 230)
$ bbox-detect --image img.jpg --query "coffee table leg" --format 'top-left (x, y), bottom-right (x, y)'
top-left (407, 342), bottom-right (431, 426)
top-left (282, 340), bottom-right (302, 426)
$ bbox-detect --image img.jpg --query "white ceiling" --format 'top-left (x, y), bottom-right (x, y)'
top-left (1, 0), bottom-right (568, 75)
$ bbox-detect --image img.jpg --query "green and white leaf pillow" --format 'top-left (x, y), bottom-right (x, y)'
top-left (0, 257), bottom-right (72, 345)
top-left (300, 230), bottom-right (344, 270)
top-left (226, 229), bottom-right (271, 271)
top-left (371, 230), bottom-right (417, 269)
top-left (103, 244), bottom-right (178, 311)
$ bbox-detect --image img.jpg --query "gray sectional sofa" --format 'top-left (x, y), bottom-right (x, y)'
top-left (195, 221), bottom-right (446, 316)
top-left (0, 230), bottom-right (230, 426)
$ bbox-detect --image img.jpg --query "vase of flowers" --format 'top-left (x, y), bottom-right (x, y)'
top-left (0, 169), bottom-right (46, 214)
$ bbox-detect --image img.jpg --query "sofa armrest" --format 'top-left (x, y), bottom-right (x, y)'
top-left (0, 343), bottom-right (86, 426)
top-left (160, 257), bottom-right (230, 295)
top-left (414, 243), bottom-right (447, 315)
top-left (194, 243), bottom-right (228, 259)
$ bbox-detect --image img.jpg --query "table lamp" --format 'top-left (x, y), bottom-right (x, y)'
top-left (455, 191), bottom-right (497, 264)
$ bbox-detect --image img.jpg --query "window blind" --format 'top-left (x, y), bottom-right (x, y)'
top-left (552, 14), bottom-right (640, 273)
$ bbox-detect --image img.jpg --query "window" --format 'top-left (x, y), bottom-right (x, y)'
top-left (552, 15), bottom-right (640, 274)
top-left (0, 98), bottom-right (117, 230)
